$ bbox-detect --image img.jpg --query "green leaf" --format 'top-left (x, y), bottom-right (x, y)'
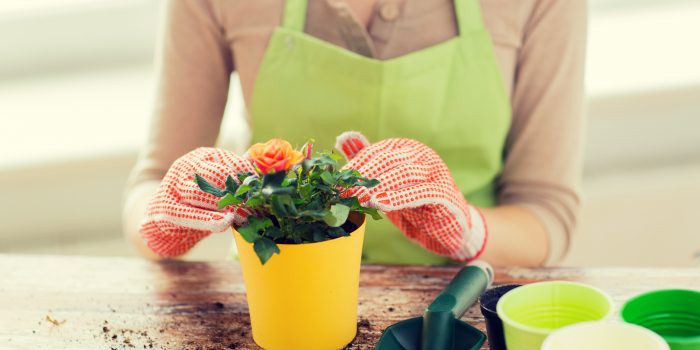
top-left (271, 195), bottom-right (298, 217)
top-left (294, 222), bottom-right (324, 243)
top-left (339, 197), bottom-right (381, 220)
top-left (362, 207), bottom-right (383, 220)
top-left (298, 183), bottom-right (314, 200)
top-left (297, 225), bottom-right (315, 242)
top-left (241, 174), bottom-right (258, 186)
top-left (299, 209), bottom-right (326, 219)
top-left (253, 216), bottom-right (274, 229)
top-left (301, 159), bottom-right (313, 172)
top-left (262, 185), bottom-right (295, 197)
top-left (264, 226), bottom-right (284, 240)
top-left (323, 204), bottom-right (350, 227)
top-left (310, 154), bottom-right (338, 167)
top-left (320, 171), bottom-right (335, 186)
top-left (312, 230), bottom-right (325, 242)
top-left (337, 169), bottom-right (358, 182)
top-left (358, 178), bottom-right (380, 188)
top-left (262, 171), bottom-right (286, 188)
top-left (235, 185), bottom-right (252, 197)
top-left (305, 196), bottom-right (324, 210)
top-left (237, 225), bottom-right (260, 243)
top-left (237, 171), bottom-right (255, 182)
top-left (217, 193), bottom-right (242, 210)
top-left (328, 226), bottom-right (347, 238)
top-left (329, 152), bottom-right (344, 162)
top-left (313, 184), bottom-right (332, 192)
top-left (339, 196), bottom-right (362, 210)
top-left (225, 175), bottom-right (238, 194)
top-left (246, 196), bottom-right (264, 207)
top-left (254, 237), bottom-right (280, 265)
top-left (281, 177), bottom-right (297, 187)
top-left (237, 216), bottom-right (272, 243)
top-left (194, 174), bottom-right (226, 197)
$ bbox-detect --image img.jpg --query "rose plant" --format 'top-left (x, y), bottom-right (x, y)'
top-left (193, 138), bottom-right (381, 264)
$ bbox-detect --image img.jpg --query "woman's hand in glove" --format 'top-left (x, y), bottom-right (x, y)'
top-left (336, 131), bottom-right (487, 261)
top-left (139, 148), bottom-right (257, 257)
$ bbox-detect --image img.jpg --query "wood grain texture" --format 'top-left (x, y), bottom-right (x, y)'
top-left (1, 255), bottom-right (699, 349)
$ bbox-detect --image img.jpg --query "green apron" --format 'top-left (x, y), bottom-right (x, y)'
top-left (248, 0), bottom-right (511, 265)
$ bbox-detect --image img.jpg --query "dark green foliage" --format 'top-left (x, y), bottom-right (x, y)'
top-left (254, 237), bottom-right (281, 265)
top-left (194, 151), bottom-right (381, 264)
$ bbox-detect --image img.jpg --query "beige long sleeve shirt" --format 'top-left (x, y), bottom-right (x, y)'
top-left (126, 0), bottom-right (587, 264)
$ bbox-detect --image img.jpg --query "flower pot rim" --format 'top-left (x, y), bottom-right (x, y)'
top-left (496, 281), bottom-right (614, 336)
top-left (232, 212), bottom-right (367, 247)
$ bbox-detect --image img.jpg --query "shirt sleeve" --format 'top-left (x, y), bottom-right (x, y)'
top-left (126, 0), bottom-right (233, 192)
top-left (498, 0), bottom-right (588, 265)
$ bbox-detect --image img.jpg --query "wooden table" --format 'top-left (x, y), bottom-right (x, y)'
top-left (1, 255), bottom-right (699, 350)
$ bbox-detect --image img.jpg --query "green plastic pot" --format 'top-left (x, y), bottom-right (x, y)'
top-left (621, 289), bottom-right (700, 350)
top-left (496, 281), bottom-right (614, 350)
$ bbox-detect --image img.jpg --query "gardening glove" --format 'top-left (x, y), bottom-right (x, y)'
top-left (335, 131), bottom-right (487, 262)
top-left (139, 148), bottom-right (257, 257)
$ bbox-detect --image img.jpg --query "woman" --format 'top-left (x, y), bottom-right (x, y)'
top-left (124, 0), bottom-right (587, 266)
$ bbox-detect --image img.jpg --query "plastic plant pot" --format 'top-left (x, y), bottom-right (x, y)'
top-left (541, 321), bottom-right (670, 350)
top-left (621, 289), bottom-right (700, 350)
top-left (496, 281), bottom-right (614, 350)
top-left (479, 284), bottom-right (521, 350)
top-left (233, 213), bottom-right (366, 350)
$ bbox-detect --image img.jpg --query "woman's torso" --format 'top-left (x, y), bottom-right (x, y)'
top-left (130, 0), bottom-right (586, 265)
top-left (211, 0), bottom-right (529, 111)
top-left (244, 0), bottom-right (511, 263)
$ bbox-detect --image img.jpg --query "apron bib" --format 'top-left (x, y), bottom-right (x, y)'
top-left (248, 0), bottom-right (510, 264)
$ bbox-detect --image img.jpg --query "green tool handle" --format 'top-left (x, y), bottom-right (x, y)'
top-left (422, 262), bottom-right (492, 350)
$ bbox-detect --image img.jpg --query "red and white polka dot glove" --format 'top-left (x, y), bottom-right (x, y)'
top-left (335, 131), bottom-right (488, 262)
top-left (139, 148), bottom-right (257, 257)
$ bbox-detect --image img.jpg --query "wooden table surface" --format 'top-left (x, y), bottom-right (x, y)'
top-left (1, 254), bottom-right (699, 350)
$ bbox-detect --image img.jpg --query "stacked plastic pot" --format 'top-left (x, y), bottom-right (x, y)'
top-left (479, 282), bottom-right (700, 350)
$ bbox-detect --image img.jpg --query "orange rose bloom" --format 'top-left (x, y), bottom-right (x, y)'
top-left (247, 139), bottom-right (305, 174)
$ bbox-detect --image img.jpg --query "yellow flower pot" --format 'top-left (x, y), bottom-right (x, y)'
top-left (233, 213), bottom-right (366, 350)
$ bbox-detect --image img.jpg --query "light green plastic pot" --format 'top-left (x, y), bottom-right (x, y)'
top-left (541, 321), bottom-right (669, 350)
top-left (621, 289), bottom-right (700, 350)
top-left (496, 281), bottom-right (614, 350)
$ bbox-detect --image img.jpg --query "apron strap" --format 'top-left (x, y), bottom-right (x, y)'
top-left (282, 0), bottom-right (309, 32)
top-left (454, 0), bottom-right (485, 34)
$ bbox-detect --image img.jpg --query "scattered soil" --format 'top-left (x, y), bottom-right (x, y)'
top-left (340, 318), bottom-right (379, 349)
top-left (97, 299), bottom-right (377, 349)
top-left (357, 318), bottom-right (371, 329)
top-left (98, 301), bottom-right (253, 350)
top-left (101, 322), bottom-right (155, 349)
